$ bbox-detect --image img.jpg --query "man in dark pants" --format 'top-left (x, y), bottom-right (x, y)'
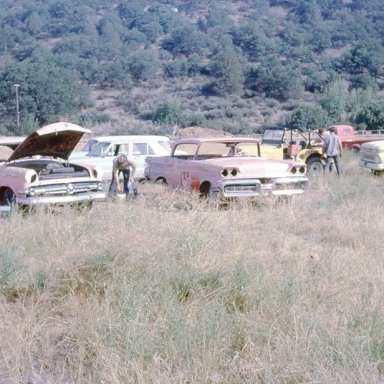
top-left (108, 153), bottom-right (137, 199)
top-left (324, 126), bottom-right (343, 175)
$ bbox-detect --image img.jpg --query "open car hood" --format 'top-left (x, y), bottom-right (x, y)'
top-left (7, 122), bottom-right (91, 162)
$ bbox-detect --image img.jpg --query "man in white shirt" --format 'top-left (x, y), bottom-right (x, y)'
top-left (108, 153), bottom-right (137, 199)
top-left (324, 126), bottom-right (343, 175)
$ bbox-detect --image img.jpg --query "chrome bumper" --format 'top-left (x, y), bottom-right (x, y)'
top-left (358, 159), bottom-right (384, 170)
top-left (16, 191), bottom-right (106, 205)
top-left (220, 177), bottom-right (308, 198)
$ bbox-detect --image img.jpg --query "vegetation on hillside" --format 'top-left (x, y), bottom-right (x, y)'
top-left (1, 0), bottom-right (384, 135)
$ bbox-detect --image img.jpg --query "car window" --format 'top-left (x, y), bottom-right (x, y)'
top-left (87, 142), bottom-right (111, 157)
top-left (158, 140), bottom-right (171, 152)
top-left (114, 144), bottom-right (127, 156)
top-left (197, 142), bottom-right (228, 156)
top-left (82, 139), bottom-right (98, 153)
top-left (133, 142), bottom-right (148, 155)
top-left (173, 143), bottom-right (198, 157)
top-left (236, 142), bottom-right (259, 156)
top-left (148, 143), bottom-right (156, 155)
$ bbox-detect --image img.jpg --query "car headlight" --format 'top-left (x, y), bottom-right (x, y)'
top-left (97, 182), bottom-right (103, 191)
top-left (25, 170), bottom-right (38, 183)
top-left (93, 166), bottom-right (103, 179)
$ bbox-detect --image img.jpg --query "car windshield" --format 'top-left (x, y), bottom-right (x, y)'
top-left (87, 142), bottom-right (111, 157)
top-left (262, 128), bottom-right (285, 145)
top-left (197, 141), bottom-right (260, 157)
top-left (82, 139), bottom-right (98, 153)
top-left (158, 140), bottom-right (171, 152)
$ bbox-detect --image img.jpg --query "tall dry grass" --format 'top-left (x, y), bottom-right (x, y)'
top-left (1, 153), bottom-right (384, 383)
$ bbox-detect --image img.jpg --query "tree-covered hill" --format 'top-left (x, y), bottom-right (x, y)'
top-left (1, 0), bottom-right (384, 135)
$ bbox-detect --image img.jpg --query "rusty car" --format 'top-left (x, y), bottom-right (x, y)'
top-left (144, 137), bottom-right (308, 204)
top-left (0, 122), bottom-right (105, 211)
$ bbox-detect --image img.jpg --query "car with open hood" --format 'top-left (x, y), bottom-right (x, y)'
top-left (144, 137), bottom-right (308, 204)
top-left (0, 122), bottom-right (105, 211)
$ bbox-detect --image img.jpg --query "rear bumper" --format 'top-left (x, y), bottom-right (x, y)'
top-left (219, 177), bottom-right (308, 198)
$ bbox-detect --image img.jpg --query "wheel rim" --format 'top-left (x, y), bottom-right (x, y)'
top-left (308, 161), bottom-right (323, 175)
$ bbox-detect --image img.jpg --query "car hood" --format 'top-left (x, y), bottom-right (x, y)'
top-left (7, 122), bottom-right (91, 162)
top-left (361, 140), bottom-right (384, 151)
top-left (205, 157), bottom-right (304, 177)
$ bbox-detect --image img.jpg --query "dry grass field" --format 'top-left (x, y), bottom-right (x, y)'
top-left (1, 153), bottom-right (384, 383)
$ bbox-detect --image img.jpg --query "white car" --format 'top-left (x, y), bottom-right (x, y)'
top-left (70, 135), bottom-right (171, 180)
top-left (70, 138), bottom-right (99, 158)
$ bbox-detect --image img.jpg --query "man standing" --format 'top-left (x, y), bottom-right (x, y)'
top-left (324, 126), bottom-right (343, 175)
top-left (108, 153), bottom-right (137, 199)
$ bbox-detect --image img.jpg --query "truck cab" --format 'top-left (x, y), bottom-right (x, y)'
top-left (330, 124), bottom-right (384, 151)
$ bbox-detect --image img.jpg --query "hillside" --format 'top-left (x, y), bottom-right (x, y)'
top-left (1, 0), bottom-right (384, 135)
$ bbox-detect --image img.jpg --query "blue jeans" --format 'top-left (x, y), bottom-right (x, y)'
top-left (108, 169), bottom-right (131, 197)
top-left (325, 155), bottom-right (341, 175)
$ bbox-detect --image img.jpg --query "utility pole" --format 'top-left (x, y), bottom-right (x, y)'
top-left (14, 84), bottom-right (20, 131)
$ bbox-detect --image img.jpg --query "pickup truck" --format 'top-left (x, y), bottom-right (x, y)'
top-left (358, 140), bottom-right (384, 175)
top-left (329, 124), bottom-right (384, 151)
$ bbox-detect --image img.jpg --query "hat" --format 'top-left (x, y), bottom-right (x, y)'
top-left (117, 154), bottom-right (128, 164)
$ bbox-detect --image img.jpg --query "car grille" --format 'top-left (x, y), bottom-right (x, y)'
top-left (28, 182), bottom-right (101, 196)
top-left (360, 150), bottom-right (377, 162)
top-left (223, 184), bottom-right (261, 194)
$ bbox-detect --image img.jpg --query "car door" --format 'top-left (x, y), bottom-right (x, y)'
top-left (131, 142), bottom-right (149, 179)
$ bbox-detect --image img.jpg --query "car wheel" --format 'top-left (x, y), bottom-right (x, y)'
top-left (372, 170), bottom-right (383, 176)
top-left (155, 177), bottom-right (167, 185)
top-left (307, 157), bottom-right (324, 175)
top-left (73, 201), bottom-right (93, 213)
top-left (3, 187), bottom-right (15, 206)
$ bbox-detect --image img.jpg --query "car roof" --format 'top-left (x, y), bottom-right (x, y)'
top-left (173, 137), bottom-right (260, 145)
top-left (91, 135), bottom-right (170, 143)
top-left (0, 136), bottom-right (26, 150)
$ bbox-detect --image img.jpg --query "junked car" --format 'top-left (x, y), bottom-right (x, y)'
top-left (70, 138), bottom-right (99, 158)
top-left (0, 122), bottom-right (105, 211)
top-left (144, 137), bottom-right (309, 203)
top-left (70, 135), bottom-right (171, 181)
top-left (0, 136), bottom-right (25, 162)
top-left (359, 140), bottom-right (384, 175)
